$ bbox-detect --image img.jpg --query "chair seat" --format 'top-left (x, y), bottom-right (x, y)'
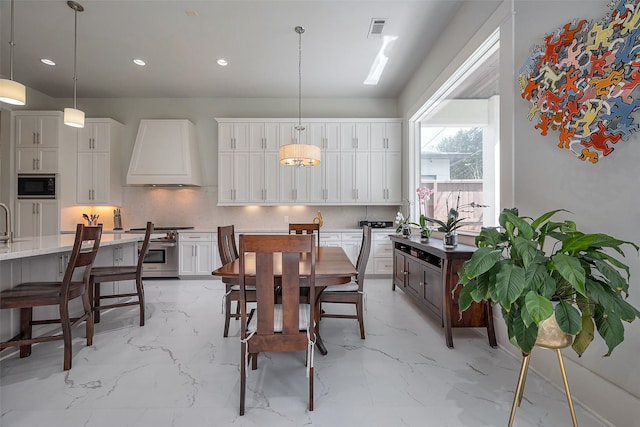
top-left (0, 282), bottom-right (87, 309)
top-left (323, 282), bottom-right (359, 293)
top-left (90, 265), bottom-right (137, 278)
top-left (247, 304), bottom-right (311, 333)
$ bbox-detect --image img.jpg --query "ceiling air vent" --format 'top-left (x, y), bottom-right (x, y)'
top-left (367, 18), bottom-right (387, 39)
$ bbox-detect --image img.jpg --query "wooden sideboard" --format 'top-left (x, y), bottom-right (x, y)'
top-left (390, 235), bottom-right (497, 348)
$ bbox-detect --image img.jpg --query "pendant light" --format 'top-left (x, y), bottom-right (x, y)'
top-left (279, 26), bottom-right (320, 167)
top-left (0, 0), bottom-right (26, 105)
top-left (64, 1), bottom-right (85, 128)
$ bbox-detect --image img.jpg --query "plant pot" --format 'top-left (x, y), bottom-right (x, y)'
top-left (443, 232), bottom-right (457, 248)
top-left (420, 231), bottom-right (430, 241)
top-left (536, 312), bottom-right (573, 349)
top-left (401, 224), bottom-right (411, 238)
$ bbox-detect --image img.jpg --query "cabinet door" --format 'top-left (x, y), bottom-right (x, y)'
top-left (393, 251), bottom-right (406, 289)
top-left (340, 152), bottom-right (357, 202)
top-left (342, 232), bottom-right (362, 266)
top-left (37, 116), bottom-right (60, 147)
top-left (16, 148), bottom-right (37, 172)
top-left (37, 147), bottom-right (59, 172)
top-left (38, 201), bottom-right (59, 236)
top-left (77, 152), bottom-right (94, 203)
top-left (179, 242), bottom-right (196, 275)
top-left (15, 201), bottom-right (36, 238)
top-left (354, 151), bottom-right (370, 202)
top-left (405, 257), bottom-right (423, 299)
top-left (322, 151), bottom-right (341, 203)
top-left (91, 152), bottom-right (111, 204)
top-left (194, 242), bottom-right (213, 275)
top-left (233, 152), bottom-right (251, 203)
top-left (369, 151), bottom-right (387, 203)
top-left (370, 122), bottom-right (387, 151)
top-left (422, 262), bottom-right (443, 318)
top-left (263, 151), bottom-right (280, 203)
top-left (218, 152), bottom-right (235, 203)
top-left (249, 152), bottom-right (266, 202)
top-left (15, 116), bottom-right (38, 147)
top-left (385, 150), bottom-right (402, 203)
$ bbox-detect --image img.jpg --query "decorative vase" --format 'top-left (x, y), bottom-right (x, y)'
top-left (536, 312), bottom-right (573, 349)
top-left (443, 232), bottom-right (457, 248)
top-left (420, 230), bottom-right (430, 241)
top-left (401, 224), bottom-right (411, 238)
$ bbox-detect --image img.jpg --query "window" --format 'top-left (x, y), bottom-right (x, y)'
top-left (411, 29), bottom-right (500, 233)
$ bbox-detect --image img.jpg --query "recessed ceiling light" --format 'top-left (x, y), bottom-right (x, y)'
top-left (217, 59), bottom-right (228, 66)
top-left (133, 59), bottom-right (146, 66)
top-left (41, 58), bottom-right (56, 66)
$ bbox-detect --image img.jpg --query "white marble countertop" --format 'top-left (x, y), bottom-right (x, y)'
top-left (0, 233), bottom-right (142, 262)
top-left (176, 227), bottom-right (395, 234)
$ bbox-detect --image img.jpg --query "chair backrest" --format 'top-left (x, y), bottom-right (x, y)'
top-left (354, 225), bottom-right (372, 290)
top-left (217, 225), bottom-right (239, 265)
top-left (136, 221), bottom-right (155, 272)
top-left (239, 234), bottom-right (315, 338)
top-left (62, 224), bottom-right (103, 295)
top-left (288, 223), bottom-right (320, 246)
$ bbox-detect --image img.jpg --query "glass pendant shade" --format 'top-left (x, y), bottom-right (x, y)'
top-left (64, 107), bottom-right (85, 128)
top-left (279, 143), bottom-right (321, 166)
top-left (0, 79), bottom-right (26, 105)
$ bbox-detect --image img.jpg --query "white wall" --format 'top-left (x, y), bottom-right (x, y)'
top-left (58, 97), bottom-right (399, 231)
top-left (400, 1), bottom-right (640, 426)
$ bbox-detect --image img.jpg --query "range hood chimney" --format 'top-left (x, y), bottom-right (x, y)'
top-left (126, 119), bottom-right (202, 186)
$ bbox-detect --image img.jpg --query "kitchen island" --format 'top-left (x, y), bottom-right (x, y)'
top-left (0, 233), bottom-right (142, 343)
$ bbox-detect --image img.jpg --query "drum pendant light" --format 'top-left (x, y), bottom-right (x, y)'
top-left (279, 26), bottom-right (320, 167)
top-left (0, 0), bottom-right (27, 105)
top-left (64, 1), bottom-right (85, 128)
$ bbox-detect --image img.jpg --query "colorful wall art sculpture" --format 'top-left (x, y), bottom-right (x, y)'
top-left (519, 0), bottom-right (640, 164)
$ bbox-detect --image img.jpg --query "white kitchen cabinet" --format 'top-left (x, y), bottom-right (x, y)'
top-left (76, 119), bottom-right (123, 205)
top-left (15, 112), bottom-right (62, 173)
top-left (217, 118), bottom-right (401, 206)
top-left (92, 242), bottom-right (136, 295)
top-left (340, 122), bottom-right (370, 151)
top-left (219, 151), bottom-right (251, 203)
top-left (179, 232), bottom-right (214, 276)
top-left (341, 232), bottom-right (363, 266)
top-left (369, 150), bottom-right (401, 204)
top-left (219, 122), bottom-right (250, 151)
top-left (371, 231), bottom-right (394, 274)
top-left (280, 165), bottom-right (312, 204)
top-left (370, 121), bottom-right (401, 151)
top-left (319, 232), bottom-right (342, 247)
top-left (249, 122), bottom-right (279, 151)
top-left (15, 200), bottom-right (59, 238)
top-left (340, 151), bottom-right (370, 203)
top-left (249, 151), bottom-right (280, 203)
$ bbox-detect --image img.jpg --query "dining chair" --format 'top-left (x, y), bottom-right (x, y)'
top-left (218, 225), bottom-right (257, 337)
top-left (239, 234), bottom-right (316, 415)
top-left (319, 225), bottom-right (372, 339)
top-left (288, 223), bottom-right (320, 247)
top-left (89, 221), bottom-right (154, 326)
top-left (0, 224), bottom-right (103, 371)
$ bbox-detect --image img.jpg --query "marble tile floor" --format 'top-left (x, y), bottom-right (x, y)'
top-left (0, 278), bottom-right (608, 427)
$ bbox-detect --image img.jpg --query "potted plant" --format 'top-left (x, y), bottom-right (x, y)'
top-left (456, 207), bottom-right (640, 356)
top-left (425, 191), bottom-right (485, 248)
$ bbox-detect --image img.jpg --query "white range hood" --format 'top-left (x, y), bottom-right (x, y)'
top-left (126, 119), bottom-right (202, 186)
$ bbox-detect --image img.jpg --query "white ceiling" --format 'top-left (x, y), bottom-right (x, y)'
top-left (0, 0), bottom-right (466, 100)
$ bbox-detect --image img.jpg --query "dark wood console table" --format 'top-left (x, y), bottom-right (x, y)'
top-left (390, 235), bottom-right (497, 348)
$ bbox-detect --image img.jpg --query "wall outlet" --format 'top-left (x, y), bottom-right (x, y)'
top-left (284, 215), bottom-right (289, 224)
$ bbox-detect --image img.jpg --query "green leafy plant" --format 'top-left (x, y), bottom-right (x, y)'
top-left (425, 191), bottom-right (485, 234)
top-left (456, 208), bottom-right (640, 356)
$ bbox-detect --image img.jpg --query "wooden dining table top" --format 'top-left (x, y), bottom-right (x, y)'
top-left (212, 246), bottom-right (357, 286)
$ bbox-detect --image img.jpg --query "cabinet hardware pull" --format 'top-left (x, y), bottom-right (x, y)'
top-left (37, 132), bottom-right (41, 145)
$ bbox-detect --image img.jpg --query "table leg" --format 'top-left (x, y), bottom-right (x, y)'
top-left (314, 286), bottom-right (328, 355)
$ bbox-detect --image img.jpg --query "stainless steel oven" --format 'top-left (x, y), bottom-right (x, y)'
top-left (131, 226), bottom-right (193, 278)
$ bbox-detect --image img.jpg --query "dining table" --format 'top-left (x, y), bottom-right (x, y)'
top-left (212, 245), bottom-right (357, 355)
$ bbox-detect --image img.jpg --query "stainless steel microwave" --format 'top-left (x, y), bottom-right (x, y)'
top-left (17, 174), bottom-right (56, 199)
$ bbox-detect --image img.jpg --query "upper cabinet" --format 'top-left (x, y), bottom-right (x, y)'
top-left (76, 119), bottom-right (124, 205)
top-left (15, 111), bottom-right (65, 173)
top-left (216, 118), bottom-right (402, 206)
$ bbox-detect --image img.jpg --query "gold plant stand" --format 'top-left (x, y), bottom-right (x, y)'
top-left (508, 314), bottom-right (578, 427)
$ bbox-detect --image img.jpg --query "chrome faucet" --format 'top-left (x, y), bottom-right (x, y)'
top-left (0, 202), bottom-right (13, 244)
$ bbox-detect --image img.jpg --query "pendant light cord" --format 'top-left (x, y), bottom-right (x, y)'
top-left (295, 26), bottom-right (305, 133)
top-left (73, 5), bottom-right (78, 109)
top-left (9, 0), bottom-right (16, 80)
